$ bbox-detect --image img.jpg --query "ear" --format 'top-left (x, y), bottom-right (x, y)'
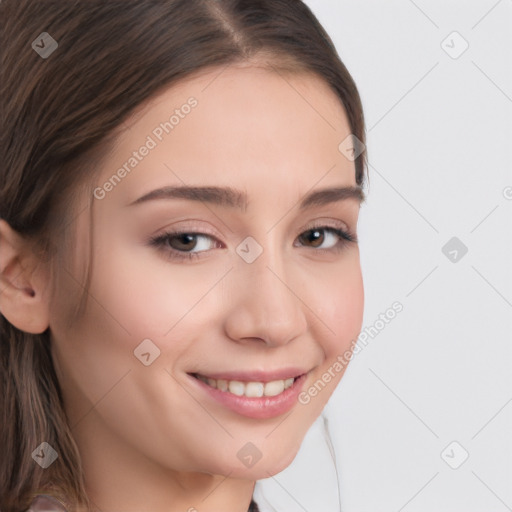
top-left (0, 219), bottom-right (51, 334)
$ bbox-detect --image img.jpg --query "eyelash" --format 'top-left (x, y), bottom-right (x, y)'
top-left (148, 223), bottom-right (357, 262)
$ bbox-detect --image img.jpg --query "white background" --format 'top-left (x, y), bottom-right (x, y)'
top-left (255, 1), bottom-right (512, 511)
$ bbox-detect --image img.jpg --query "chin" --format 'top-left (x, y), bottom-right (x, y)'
top-left (246, 442), bottom-right (302, 479)
top-left (199, 441), bottom-right (301, 480)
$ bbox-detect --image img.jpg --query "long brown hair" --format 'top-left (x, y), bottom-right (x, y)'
top-left (0, 1), bottom-right (367, 510)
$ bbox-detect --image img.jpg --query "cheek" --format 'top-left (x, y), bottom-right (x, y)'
top-left (301, 260), bottom-right (363, 408)
top-left (89, 234), bottom-right (232, 338)
top-left (333, 268), bottom-right (364, 353)
top-left (311, 256), bottom-right (364, 356)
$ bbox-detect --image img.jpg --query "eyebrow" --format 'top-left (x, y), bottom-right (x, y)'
top-left (127, 184), bottom-right (365, 211)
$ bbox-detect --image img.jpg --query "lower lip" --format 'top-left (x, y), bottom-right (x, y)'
top-left (188, 373), bottom-right (308, 419)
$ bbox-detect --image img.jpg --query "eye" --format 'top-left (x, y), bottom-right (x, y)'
top-left (148, 231), bottom-right (221, 261)
top-left (148, 223), bottom-right (357, 262)
top-left (295, 223), bottom-right (357, 252)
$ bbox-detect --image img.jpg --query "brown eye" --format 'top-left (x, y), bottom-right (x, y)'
top-left (149, 231), bottom-right (221, 261)
top-left (299, 228), bottom-right (325, 248)
top-left (296, 226), bottom-right (356, 251)
top-left (166, 233), bottom-right (199, 251)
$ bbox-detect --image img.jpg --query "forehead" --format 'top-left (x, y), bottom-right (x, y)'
top-left (96, 64), bottom-right (357, 206)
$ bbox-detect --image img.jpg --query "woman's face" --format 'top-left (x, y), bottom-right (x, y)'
top-left (49, 64), bottom-right (364, 482)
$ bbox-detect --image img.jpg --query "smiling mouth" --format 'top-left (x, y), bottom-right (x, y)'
top-left (190, 372), bottom-right (302, 398)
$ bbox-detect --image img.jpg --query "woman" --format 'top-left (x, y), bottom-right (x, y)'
top-left (0, 0), bottom-right (367, 510)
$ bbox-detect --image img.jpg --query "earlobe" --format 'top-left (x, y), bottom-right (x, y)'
top-left (0, 219), bottom-right (50, 334)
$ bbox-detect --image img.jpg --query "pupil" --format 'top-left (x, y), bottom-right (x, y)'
top-left (175, 233), bottom-right (196, 250)
top-left (305, 229), bottom-right (323, 248)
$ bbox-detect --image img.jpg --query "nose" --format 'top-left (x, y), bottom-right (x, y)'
top-left (222, 247), bottom-right (308, 347)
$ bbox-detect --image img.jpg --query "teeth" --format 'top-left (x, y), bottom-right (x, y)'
top-left (217, 379), bottom-right (228, 392)
top-left (245, 382), bottom-right (265, 398)
top-left (228, 380), bottom-right (245, 396)
top-left (264, 380), bottom-right (284, 396)
top-left (195, 374), bottom-right (296, 397)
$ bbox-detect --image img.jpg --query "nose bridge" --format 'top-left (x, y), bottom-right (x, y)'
top-left (223, 236), bottom-right (308, 346)
top-left (243, 252), bottom-right (289, 305)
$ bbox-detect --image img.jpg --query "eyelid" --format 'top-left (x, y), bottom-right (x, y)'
top-left (148, 221), bottom-right (224, 244)
top-left (300, 217), bottom-right (351, 233)
top-left (299, 218), bottom-right (356, 242)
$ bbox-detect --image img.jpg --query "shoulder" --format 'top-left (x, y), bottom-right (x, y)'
top-left (25, 495), bottom-right (69, 512)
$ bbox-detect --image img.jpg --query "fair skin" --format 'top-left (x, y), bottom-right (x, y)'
top-left (0, 63), bottom-right (364, 512)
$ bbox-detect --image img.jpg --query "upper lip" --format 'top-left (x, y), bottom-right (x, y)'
top-left (189, 367), bottom-right (309, 383)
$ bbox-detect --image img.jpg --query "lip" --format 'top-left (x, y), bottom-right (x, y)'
top-left (187, 371), bottom-right (309, 419)
top-left (189, 367), bottom-right (307, 382)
